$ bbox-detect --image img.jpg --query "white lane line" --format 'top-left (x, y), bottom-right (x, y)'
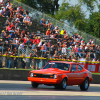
top-left (0, 90), bottom-right (100, 96)
top-left (0, 80), bottom-right (31, 84)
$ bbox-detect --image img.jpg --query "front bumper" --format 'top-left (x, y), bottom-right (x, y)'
top-left (28, 77), bottom-right (60, 84)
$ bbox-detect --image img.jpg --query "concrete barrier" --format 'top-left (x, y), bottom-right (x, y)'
top-left (0, 69), bottom-right (100, 84)
top-left (92, 74), bottom-right (100, 84)
top-left (0, 69), bottom-right (29, 81)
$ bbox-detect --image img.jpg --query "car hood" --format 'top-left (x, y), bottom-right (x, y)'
top-left (31, 68), bottom-right (68, 74)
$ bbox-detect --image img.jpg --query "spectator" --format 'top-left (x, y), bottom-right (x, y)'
top-left (0, 0), bottom-right (4, 6)
top-left (6, 1), bottom-right (12, 11)
top-left (32, 42), bottom-right (36, 50)
top-left (27, 16), bottom-right (32, 26)
top-left (50, 23), bottom-right (54, 31)
top-left (40, 18), bottom-right (44, 26)
top-left (41, 44), bottom-right (46, 52)
top-left (50, 32), bottom-right (54, 39)
top-left (0, 6), bottom-right (5, 16)
top-left (62, 45), bottom-right (67, 55)
top-left (8, 51), bottom-right (13, 68)
top-left (1, 30), bottom-right (6, 38)
top-left (25, 53), bottom-right (32, 69)
top-left (46, 29), bottom-right (50, 36)
top-left (46, 19), bottom-right (51, 28)
top-left (60, 29), bottom-right (64, 35)
top-left (43, 52), bottom-right (48, 58)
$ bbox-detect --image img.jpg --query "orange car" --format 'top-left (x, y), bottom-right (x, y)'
top-left (28, 61), bottom-right (93, 90)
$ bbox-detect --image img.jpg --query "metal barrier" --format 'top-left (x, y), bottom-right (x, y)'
top-left (0, 55), bottom-right (100, 69)
top-left (0, 40), bottom-right (77, 59)
top-left (0, 55), bottom-right (49, 69)
top-left (4, 0), bottom-right (100, 45)
top-left (0, 41), bottom-right (96, 60)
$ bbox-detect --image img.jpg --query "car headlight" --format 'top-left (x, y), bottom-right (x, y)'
top-left (54, 74), bottom-right (57, 79)
top-left (30, 73), bottom-right (34, 77)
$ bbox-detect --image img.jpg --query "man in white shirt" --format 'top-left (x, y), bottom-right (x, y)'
top-left (62, 45), bottom-right (67, 55)
top-left (0, 6), bottom-right (5, 16)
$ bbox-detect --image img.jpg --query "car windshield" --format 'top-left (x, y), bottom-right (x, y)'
top-left (43, 62), bottom-right (70, 71)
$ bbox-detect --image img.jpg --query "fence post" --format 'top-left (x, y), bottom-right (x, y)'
top-left (2, 43), bottom-right (4, 54)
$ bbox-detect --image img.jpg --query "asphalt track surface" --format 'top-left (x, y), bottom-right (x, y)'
top-left (0, 80), bottom-right (100, 100)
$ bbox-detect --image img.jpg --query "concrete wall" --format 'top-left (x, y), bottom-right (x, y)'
top-left (0, 69), bottom-right (29, 81)
top-left (0, 69), bottom-right (100, 84)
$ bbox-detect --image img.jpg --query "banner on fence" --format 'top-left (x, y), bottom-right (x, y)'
top-left (78, 63), bottom-right (100, 73)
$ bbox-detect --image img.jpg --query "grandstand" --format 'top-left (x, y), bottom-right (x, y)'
top-left (0, 0), bottom-right (100, 69)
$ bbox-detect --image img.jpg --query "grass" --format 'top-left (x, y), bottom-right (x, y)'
top-left (92, 73), bottom-right (100, 75)
top-left (0, 68), bottom-right (34, 71)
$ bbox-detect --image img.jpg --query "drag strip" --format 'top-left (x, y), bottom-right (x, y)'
top-left (0, 80), bottom-right (100, 100)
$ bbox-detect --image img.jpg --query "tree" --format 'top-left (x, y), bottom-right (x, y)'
top-left (87, 12), bottom-right (100, 37)
top-left (54, 2), bottom-right (85, 27)
top-left (17, 0), bottom-right (59, 15)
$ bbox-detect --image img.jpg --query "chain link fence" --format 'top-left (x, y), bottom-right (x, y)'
top-left (0, 55), bottom-right (49, 69)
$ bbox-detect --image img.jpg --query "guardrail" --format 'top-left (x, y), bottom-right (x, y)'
top-left (4, 0), bottom-right (100, 45)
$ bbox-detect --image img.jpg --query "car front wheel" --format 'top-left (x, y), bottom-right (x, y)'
top-left (31, 82), bottom-right (39, 88)
top-left (80, 78), bottom-right (89, 91)
top-left (59, 78), bottom-right (67, 89)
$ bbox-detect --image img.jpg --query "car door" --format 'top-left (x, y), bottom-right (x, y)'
top-left (67, 64), bottom-right (80, 85)
top-left (76, 64), bottom-right (85, 84)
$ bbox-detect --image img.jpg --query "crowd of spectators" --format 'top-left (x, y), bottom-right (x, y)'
top-left (0, 0), bottom-right (100, 69)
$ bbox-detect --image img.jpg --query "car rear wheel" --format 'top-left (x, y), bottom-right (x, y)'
top-left (31, 82), bottom-right (39, 88)
top-left (59, 78), bottom-right (67, 89)
top-left (80, 78), bottom-right (89, 91)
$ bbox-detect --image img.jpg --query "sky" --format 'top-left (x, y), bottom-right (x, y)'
top-left (58, 0), bottom-right (100, 18)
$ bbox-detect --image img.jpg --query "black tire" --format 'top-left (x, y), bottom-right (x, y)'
top-left (31, 82), bottom-right (39, 88)
top-left (59, 78), bottom-right (67, 90)
top-left (80, 78), bottom-right (89, 91)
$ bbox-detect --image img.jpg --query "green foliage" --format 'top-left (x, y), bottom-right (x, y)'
top-left (54, 2), bottom-right (85, 26)
top-left (86, 12), bottom-right (100, 37)
top-left (54, 0), bottom-right (100, 38)
top-left (17, 0), bottom-right (59, 15)
top-left (17, 0), bottom-right (37, 9)
top-left (75, 20), bottom-right (85, 31)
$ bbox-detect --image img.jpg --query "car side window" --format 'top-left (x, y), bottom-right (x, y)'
top-left (77, 64), bottom-right (83, 71)
top-left (71, 64), bottom-right (77, 71)
top-left (63, 64), bottom-right (70, 71)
